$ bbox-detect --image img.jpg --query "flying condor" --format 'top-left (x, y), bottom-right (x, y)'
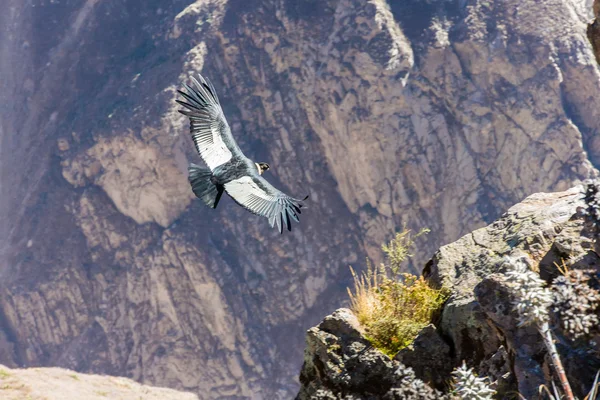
top-left (176, 74), bottom-right (307, 233)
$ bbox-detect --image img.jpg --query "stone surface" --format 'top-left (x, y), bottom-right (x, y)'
top-left (1, 0), bottom-right (600, 398)
top-left (296, 309), bottom-right (446, 400)
top-left (0, 364), bottom-right (198, 400)
top-left (424, 185), bottom-right (600, 398)
top-left (474, 272), bottom-right (547, 398)
top-left (589, 0), bottom-right (600, 65)
top-left (300, 186), bottom-right (600, 398)
top-left (394, 324), bottom-right (452, 390)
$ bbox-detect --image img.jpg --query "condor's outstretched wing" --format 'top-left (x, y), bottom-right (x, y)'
top-left (224, 175), bottom-right (307, 234)
top-left (176, 74), bottom-right (244, 170)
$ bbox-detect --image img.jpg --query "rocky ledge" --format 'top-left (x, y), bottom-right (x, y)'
top-left (297, 185), bottom-right (600, 399)
top-left (589, 0), bottom-right (600, 65)
top-left (0, 364), bottom-right (198, 400)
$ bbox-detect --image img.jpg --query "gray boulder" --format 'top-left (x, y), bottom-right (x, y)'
top-left (299, 186), bottom-right (600, 399)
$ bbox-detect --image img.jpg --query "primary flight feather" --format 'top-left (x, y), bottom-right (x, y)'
top-left (177, 74), bottom-right (307, 233)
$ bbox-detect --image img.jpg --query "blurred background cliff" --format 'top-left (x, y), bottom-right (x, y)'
top-left (1, 0), bottom-right (599, 398)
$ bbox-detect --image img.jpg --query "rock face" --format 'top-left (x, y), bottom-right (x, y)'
top-left (1, 0), bottom-right (600, 398)
top-left (0, 364), bottom-right (198, 400)
top-left (296, 309), bottom-right (447, 400)
top-left (589, 0), bottom-right (600, 65)
top-left (297, 185), bottom-right (600, 399)
top-left (424, 185), bottom-right (600, 398)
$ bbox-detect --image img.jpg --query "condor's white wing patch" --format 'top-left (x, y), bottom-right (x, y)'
top-left (190, 114), bottom-right (232, 170)
top-left (177, 75), bottom-right (242, 170)
top-left (224, 176), bottom-right (305, 233)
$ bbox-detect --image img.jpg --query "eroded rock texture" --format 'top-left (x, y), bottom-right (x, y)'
top-left (299, 186), bottom-right (600, 399)
top-left (296, 309), bottom-right (447, 400)
top-left (1, 0), bottom-right (599, 398)
top-left (424, 185), bottom-right (600, 399)
top-left (589, 0), bottom-right (600, 65)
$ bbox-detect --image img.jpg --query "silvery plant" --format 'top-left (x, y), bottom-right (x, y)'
top-left (452, 362), bottom-right (496, 400)
top-left (450, 182), bottom-right (600, 400)
top-left (552, 269), bottom-right (600, 339)
top-left (581, 180), bottom-right (600, 237)
top-left (503, 255), bottom-right (574, 399)
top-left (503, 255), bottom-right (600, 400)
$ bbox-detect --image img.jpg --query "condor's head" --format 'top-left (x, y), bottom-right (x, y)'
top-left (255, 162), bottom-right (270, 175)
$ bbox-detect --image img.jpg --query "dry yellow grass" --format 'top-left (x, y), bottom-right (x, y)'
top-left (348, 228), bottom-right (448, 357)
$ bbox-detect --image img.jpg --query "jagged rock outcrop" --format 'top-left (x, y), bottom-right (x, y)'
top-left (1, 0), bottom-right (600, 398)
top-left (424, 184), bottom-right (600, 398)
top-left (589, 0), bottom-right (600, 65)
top-left (296, 309), bottom-right (448, 400)
top-left (0, 364), bottom-right (198, 400)
top-left (298, 185), bottom-right (600, 399)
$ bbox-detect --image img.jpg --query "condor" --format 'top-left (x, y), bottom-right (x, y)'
top-left (177, 74), bottom-right (307, 233)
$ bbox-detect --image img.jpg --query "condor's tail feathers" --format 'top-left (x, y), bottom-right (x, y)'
top-left (188, 163), bottom-right (223, 209)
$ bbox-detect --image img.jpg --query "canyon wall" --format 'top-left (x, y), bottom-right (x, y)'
top-left (1, 0), bottom-right (599, 398)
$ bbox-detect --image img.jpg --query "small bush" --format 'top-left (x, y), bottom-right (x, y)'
top-left (452, 362), bottom-right (496, 400)
top-left (347, 228), bottom-right (448, 357)
top-left (552, 268), bottom-right (600, 339)
top-left (581, 179), bottom-right (600, 237)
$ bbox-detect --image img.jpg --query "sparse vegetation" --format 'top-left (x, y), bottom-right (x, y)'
top-left (0, 369), bottom-right (10, 379)
top-left (505, 255), bottom-right (574, 399)
top-left (347, 228), bottom-right (448, 357)
top-left (581, 179), bottom-right (600, 237)
top-left (451, 362), bottom-right (496, 400)
top-left (505, 255), bottom-right (600, 400)
top-left (552, 266), bottom-right (600, 340)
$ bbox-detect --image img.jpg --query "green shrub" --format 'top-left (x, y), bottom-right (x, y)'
top-left (348, 228), bottom-right (448, 358)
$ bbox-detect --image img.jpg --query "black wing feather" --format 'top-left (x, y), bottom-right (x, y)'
top-left (177, 74), bottom-right (245, 170)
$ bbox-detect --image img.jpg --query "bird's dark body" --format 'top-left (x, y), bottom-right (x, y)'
top-left (212, 157), bottom-right (273, 193)
top-left (212, 157), bottom-right (254, 185)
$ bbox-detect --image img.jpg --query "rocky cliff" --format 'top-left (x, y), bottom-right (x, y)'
top-left (1, 0), bottom-right (600, 399)
top-left (0, 364), bottom-right (198, 400)
top-left (297, 184), bottom-right (600, 399)
top-left (589, 0), bottom-right (600, 64)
